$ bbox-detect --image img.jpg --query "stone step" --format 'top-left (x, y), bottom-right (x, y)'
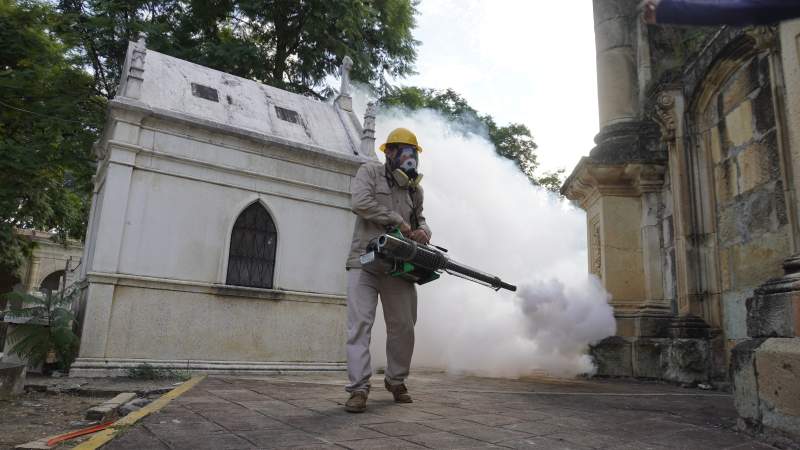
top-left (85, 392), bottom-right (137, 421)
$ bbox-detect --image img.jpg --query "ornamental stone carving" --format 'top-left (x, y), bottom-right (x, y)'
top-left (562, 158), bottom-right (666, 209)
top-left (591, 217), bottom-right (602, 278)
top-left (653, 92), bottom-right (676, 143)
top-left (747, 26), bottom-right (777, 51)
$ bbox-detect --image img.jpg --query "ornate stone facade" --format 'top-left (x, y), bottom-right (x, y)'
top-left (1, 229), bottom-right (83, 297)
top-left (563, 2), bottom-right (800, 443)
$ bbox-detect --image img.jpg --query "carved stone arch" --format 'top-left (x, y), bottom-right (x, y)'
top-left (39, 270), bottom-right (65, 294)
top-left (680, 27), bottom-right (779, 328)
top-left (687, 27), bottom-right (777, 116)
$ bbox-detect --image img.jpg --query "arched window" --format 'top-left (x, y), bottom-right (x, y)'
top-left (226, 202), bottom-right (277, 289)
top-left (40, 270), bottom-right (65, 295)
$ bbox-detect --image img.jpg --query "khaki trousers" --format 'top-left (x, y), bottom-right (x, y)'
top-left (345, 268), bottom-right (417, 393)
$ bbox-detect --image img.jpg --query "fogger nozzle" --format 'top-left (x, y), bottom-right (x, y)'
top-left (363, 233), bottom-right (517, 292)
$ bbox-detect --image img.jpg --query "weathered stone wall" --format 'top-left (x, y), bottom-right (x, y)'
top-left (567, 4), bottom-right (800, 389)
top-left (567, 5), bottom-right (800, 442)
top-left (695, 54), bottom-right (793, 358)
top-left (69, 275), bottom-right (347, 377)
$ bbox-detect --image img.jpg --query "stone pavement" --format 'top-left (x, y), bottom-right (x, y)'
top-left (103, 371), bottom-right (777, 449)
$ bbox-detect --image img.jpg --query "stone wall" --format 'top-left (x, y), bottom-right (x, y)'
top-left (695, 53), bottom-right (793, 358)
top-left (566, 3), bottom-right (800, 387)
top-left (731, 254), bottom-right (800, 444)
top-left (70, 274), bottom-right (347, 377)
top-left (566, 4), bottom-right (800, 443)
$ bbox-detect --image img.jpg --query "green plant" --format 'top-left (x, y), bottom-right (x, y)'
top-left (3, 288), bottom-right (80, 371)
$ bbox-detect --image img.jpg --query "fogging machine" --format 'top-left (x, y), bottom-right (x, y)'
top-left (359, 231), bottom-right (517, 292)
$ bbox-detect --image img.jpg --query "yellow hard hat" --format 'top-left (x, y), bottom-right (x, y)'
top-left (379, 127), bottom-right (423, 153)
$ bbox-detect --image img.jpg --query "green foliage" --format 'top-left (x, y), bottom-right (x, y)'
top-left (4, 289), bottom-right (80, 371)
top-left (1, 0), bottom-right (419, 274)
top-left (533, 169), bottom-right (566, 194)
top-left (56, 0), bottom-right (419, 98)
top-left (126, 363), bottom-right (191, 381)
top-left (380, 87), bottom-right (565, 192)
top-left (0, 0), bottom-right (105, 274)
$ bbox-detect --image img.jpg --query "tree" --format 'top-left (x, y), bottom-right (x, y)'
top-left (380, 86), bottom-right (565, 192)
top-left (0, 0), bottom-right (104, 276)
top-left (0, 0), bottom-right (420, 275)
top-left (56, 0), bottom-right (419, 98)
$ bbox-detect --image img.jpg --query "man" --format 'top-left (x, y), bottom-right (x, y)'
top-left (641, 0), bottom-right (800, 26)
top-left (344, 127), bottom-right (432, 413)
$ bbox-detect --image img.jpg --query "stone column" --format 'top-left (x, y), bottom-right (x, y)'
top-left (564, 160), bottom-right (679, 379)
top-left (566, 3), bottom-right (670, 378)
top-left (563, 161), bottom-right (667, 333)
top-left (779, 20), bottom-right (800, 249)
top-left (25, 257), bottom-right (41, 294)
top-left (594, 0), bottom-right (640, 128)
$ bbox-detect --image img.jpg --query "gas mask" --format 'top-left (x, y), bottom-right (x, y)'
top-left (390, 146), bottom-right (423, 188)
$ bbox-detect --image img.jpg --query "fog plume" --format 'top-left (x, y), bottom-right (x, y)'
top-left (361, 103), bottom-right (616, 378)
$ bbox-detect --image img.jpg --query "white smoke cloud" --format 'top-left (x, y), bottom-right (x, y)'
top-left (355, 100), bottom-right (616, 378)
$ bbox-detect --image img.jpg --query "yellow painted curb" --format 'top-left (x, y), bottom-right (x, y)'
top-left (72, 375), bottom-right (206, 450)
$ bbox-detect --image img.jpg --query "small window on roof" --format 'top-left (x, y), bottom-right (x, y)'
top-left (191, 82), bottom-right (219, 102)
top-left (275, 106), bottom-right (300, 124)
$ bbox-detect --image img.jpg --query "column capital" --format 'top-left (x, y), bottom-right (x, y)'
top-left (562, 158), bottom-right (666, 209)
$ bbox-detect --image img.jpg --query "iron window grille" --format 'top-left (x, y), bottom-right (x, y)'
top-left (226, 202), bottom-right (278, 289)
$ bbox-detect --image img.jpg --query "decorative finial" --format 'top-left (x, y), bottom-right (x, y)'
top-left (131, 32), bottom-right (147, 68)
top-left (365, 102), bottom-right (376, 119)
top-left (135, 32), bottom-right (147, 49)
top-left (360, 101), bottom-right (377, 156)
top-left (340, 56), bottom-right (353, 97)
top-left (123, 32), bottom-right (148, 99)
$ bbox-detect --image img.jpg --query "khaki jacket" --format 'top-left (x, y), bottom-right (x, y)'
top-left (346, 161), bottom-right (432, 268)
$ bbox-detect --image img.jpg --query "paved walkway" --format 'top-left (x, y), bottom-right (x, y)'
top-left (104, 371), bottom-right (775, 449)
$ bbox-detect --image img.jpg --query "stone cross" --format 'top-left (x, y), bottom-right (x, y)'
top-left (335, 56), bottom-right (354, 111)
top-left (340, 56), bottom-right (353, 97)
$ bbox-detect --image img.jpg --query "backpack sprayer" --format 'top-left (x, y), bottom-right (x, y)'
top-left (359, 230), bottom-right (517, 292)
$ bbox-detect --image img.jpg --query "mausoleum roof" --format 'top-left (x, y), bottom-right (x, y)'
top-left (119, 45), bottom-right (364, 158)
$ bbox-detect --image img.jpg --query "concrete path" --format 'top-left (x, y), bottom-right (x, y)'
top-left (103, 371), bottom-right (776, 449)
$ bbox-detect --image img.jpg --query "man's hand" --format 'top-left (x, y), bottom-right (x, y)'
top-left (409, 229), bottom-right (429, 244)
top-left (399, 222), bottom-right (412, 237)
top-left (639, 0), bottom-right (659, 24)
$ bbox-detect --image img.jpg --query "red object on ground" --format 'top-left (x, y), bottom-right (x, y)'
top-left (46, 420), bottom-right (116, 446)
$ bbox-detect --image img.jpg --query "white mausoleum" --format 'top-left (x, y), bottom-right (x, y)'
top-left (71, 36), bottom-right (377, 376)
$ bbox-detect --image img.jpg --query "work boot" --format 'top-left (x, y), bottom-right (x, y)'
top-left (385, 380), bottom-right (413, 403)
top-left (345, 390), bottom-right (368, 413)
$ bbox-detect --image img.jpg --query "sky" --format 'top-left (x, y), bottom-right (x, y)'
top-left (395, 0), bottom-right (599, 175)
